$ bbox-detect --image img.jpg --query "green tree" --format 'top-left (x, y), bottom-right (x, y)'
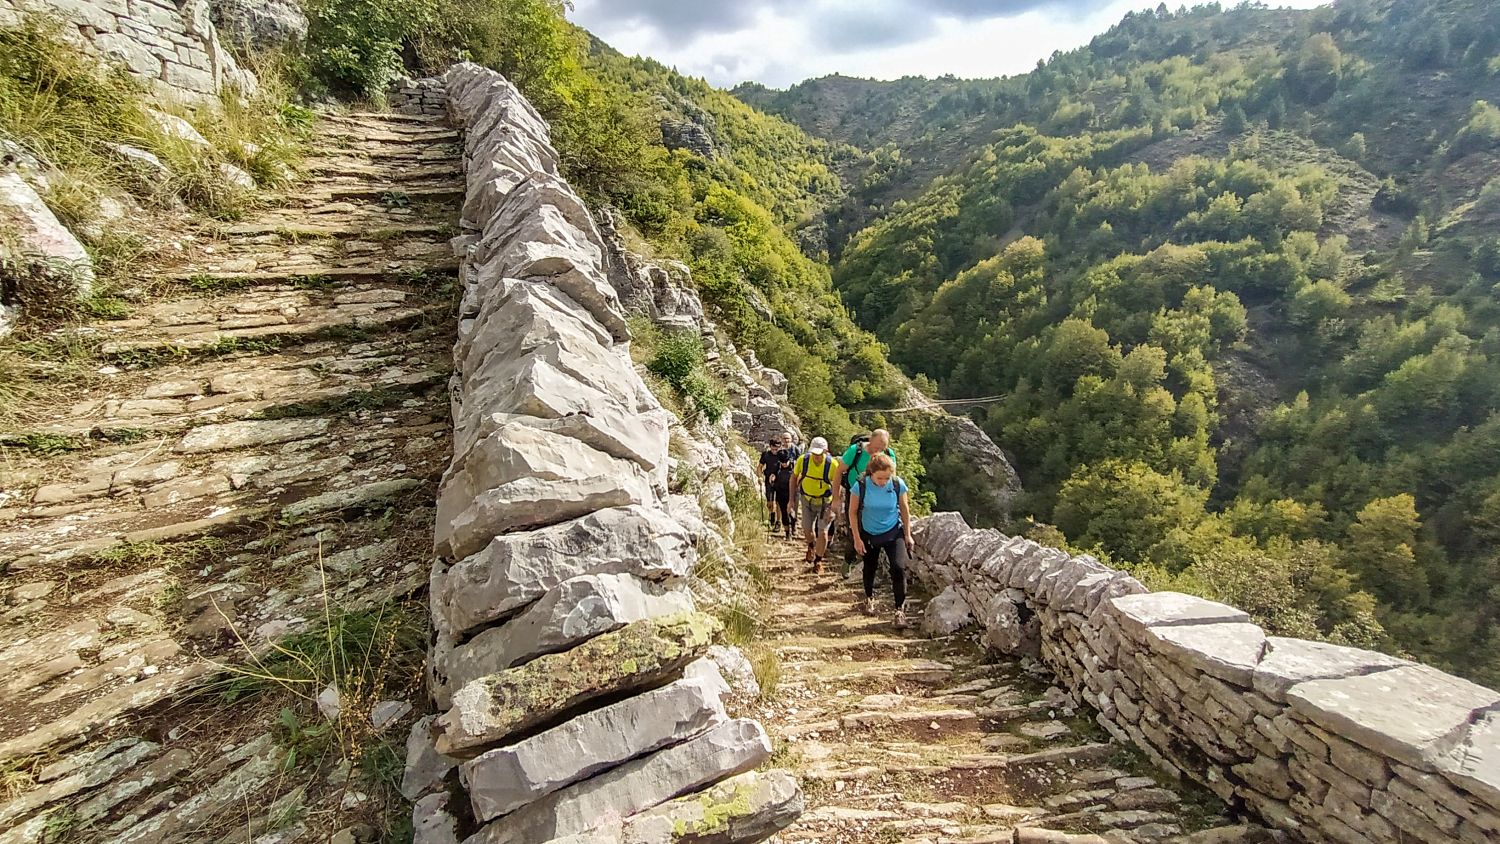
top-left (1290, 33), bottom-right (1343, 102)
top-left (1344, 495), bottom-right (1429, 607)
top-left (1054, 460), bottom-right (1209, 568)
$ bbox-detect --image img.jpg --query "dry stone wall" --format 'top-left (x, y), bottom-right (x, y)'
top-left (0, 0), bottom-right (254, 99)
top-left (405, 62), bottom-right (801, 844)
top-left (912, 512), bottom-right (1500, 844)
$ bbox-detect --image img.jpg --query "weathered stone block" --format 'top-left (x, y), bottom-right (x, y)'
top-left (440, 573), bottom-right (695, 692)
top-left (464, 719), bottom-right (771, 844)
top-left (1108, 592), bottom-right (1250, 638)
top-left (436, 612), bottom-right (718, 756)
top-left (1252, 636), bottom-right (1408, 703)
top-left (434, 505), bottom-right (693, 636)
top-left (620, 769), bottom-right (803, 843)
top-left (1286, 665), bottom-right (1499, 770)
top-left (1144, 621), bottom-right (1267, 687)
top-left (462, 671), bottom-right (727, 820)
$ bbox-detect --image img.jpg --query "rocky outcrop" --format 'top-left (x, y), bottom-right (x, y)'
top-left (0, 0), bottom-right (256, 99)
top-left (910, 512), bottom-right (1500, 844)
top-left (661, 118), bottom-right (716, 159)
top-left (209, 0), bottom-right (307, 50)
top-left (414, 62), bottom-right (800, 843)
top-left (0, 168), bottom-right (94, 331)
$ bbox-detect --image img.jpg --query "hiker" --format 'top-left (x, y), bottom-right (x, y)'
top-left (836, 429), bottom-right (898, 574)
top-left (848, 452), bottom-right (915, 629)
top-left (792, 436), bottom-right (841, 573)
top-left (772, 433), bottom-right (800, 540)
top-left (758, 438), bottom-right (781, 530)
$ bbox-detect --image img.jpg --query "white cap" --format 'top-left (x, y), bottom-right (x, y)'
top-left (809, 436), bottom-right (828, 455)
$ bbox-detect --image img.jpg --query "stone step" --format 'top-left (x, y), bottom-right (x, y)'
top-left (218, 218), bottom-right (456, 238)
top-left (303, 160), bottom-right (461, 182)
top-left (4, 336), bottom-right (449, 439)
top-left (91, 288), bottom-right (442, 357)
top-left (313, 124), bottom-right (460, 144)
top-left (0, 411), bottom-right (443, 569)
top-left (327, 109), bottom-right (448, 124)
top-left (167, 264), bottom-right (459, 289)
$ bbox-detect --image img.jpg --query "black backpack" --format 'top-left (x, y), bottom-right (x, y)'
top-left (840, 437), bottom-right (895, 489)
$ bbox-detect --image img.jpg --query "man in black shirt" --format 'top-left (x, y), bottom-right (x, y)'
top-left (773, 432), bottom-right (801, 540)
top-left (758, 438), bottom-right (780, 530)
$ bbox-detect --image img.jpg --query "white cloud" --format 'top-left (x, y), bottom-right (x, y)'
top-left (571, 0), bottom-right (1332, 88)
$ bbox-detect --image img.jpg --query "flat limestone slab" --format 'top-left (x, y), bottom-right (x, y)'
top-left (1145, 622), bottom-right (1267, 687)
top-left (462, 670), bottom-right (727, 820)
top-left (462, 719), bottom-right (772, 844)
top-left (620, 769), bottom-right (804, 843)
top-left (1108, 592), bottom-right (1250, 637)
top-left (436, 613), bottom-right (718, 757)
top-left (1252, 636), bottom-right (1408, 703)
top-left (1436, 708), bottom-right (1500, 812)
top-left (1286, 664), bottom-right (1500, 769)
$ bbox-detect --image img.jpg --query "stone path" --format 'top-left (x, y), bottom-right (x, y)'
top-left (752, 542), bottom-right (1278, 844)
top-left (0, 110), bottom-right (458, 842)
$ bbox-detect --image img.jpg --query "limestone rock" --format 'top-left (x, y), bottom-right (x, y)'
top-left (401, 715), bottom-right (458, 800)
top-left (0, 171), bottom-right (94, 313)
top-left (413, 791), bottom-right (461, 844)
top-left (922, 585), bottom-right (975, 637)
top-left (706, 645), bottom-right (760, 700)
top-left (1144, 621), bottom-right (1268, 686)
top-left (175, 418), bottom-right (331, 454)
top-left (1252, 636), bottom-right (1408, 703)
top-left (210, 0), bottom-right (309, 49)
top-left (436, 613), bottom-right (719, 756)
top-left (982, 596), bottom-right (1040, 658)
top-left (439, 573), bottom-right (695, 693)
top-left (660, 118), bottom-right (716, 159)
top-left (434, 505), bottom-right (694, 636)
top-left (434, 419), bottom-right (656, 560)
top-left (464, 719), bottom-right (772, 844)
top-left (1286, 664), bottom-right (1500, 770)
top-left (1108, 592), bottom-right (1250, 637)
top-left (622, 769), bottom-right (804, 843)
top-left (462, 671), bottom-right (728, 820)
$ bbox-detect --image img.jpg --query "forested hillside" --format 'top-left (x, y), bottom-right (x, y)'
top-left (742, 0), bottom-right (1500, 683)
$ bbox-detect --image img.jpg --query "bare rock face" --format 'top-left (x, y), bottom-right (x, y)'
top-left (660, 118), bottom-right (716, 159)
top-left (0, 171), bottom-right (94, 326)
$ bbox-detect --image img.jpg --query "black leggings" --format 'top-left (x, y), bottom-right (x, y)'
top-left (773, 485), bottom-right (794, 527)
top-left (861, 526), bottom-right (907, 607)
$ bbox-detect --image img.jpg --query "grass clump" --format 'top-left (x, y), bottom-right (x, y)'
top-left (641, 325), bottom-right (729, 425)
top-left (213, 597), bottom-right (428, 764)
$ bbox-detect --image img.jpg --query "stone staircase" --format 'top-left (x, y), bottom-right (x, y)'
top-left (0, 111), bottom-right (460, 842)
top-left (753, 543), bottom-right (1279, 844)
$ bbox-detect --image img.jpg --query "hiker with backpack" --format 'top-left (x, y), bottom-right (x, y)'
top-left (792, 436), bottom-right (841, 573)
top-left (836, 429), bottom-right (898, 575)
top-left (758, 437), bottom-right (781, 530)
top-left (848, 452), bottom-right (915, 629)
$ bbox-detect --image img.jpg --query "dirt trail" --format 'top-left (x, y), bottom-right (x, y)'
top-left (0, 110), bottom-right (459, 843)
top-left (753, 541), bottom-right (1270, 844)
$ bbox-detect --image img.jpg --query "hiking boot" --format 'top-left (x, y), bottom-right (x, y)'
top-left (812, 556), bottom-right (824, 575)
top-left (893, 607), bottom-right (908, 629)
top-left (863, 597), bottom-right (876, 616)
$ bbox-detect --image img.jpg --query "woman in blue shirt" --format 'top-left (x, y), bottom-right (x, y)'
top-left (848, 453), bottom-right (916, 628)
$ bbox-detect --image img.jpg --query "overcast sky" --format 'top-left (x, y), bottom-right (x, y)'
top-left (570, 0), bottom-right (1330, 89)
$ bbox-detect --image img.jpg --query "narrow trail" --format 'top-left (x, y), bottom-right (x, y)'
top-left (752, 540), bottom-right (1263, 844)
top-left (0, 111), bottom-right (460, 841)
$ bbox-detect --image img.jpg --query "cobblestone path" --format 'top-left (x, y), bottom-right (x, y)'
top-left (753, 542), bottom-right (1281, 844)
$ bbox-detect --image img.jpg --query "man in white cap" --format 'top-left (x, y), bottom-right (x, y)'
top-left (792, 436), bottom-right (842, 573)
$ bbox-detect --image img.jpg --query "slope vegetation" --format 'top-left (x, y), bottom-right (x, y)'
top-left (742, 0), bottom-right (1500, 683)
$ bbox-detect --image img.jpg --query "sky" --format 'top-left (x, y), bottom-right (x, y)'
top-left (570, 0), bottom-right (1331, 89)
